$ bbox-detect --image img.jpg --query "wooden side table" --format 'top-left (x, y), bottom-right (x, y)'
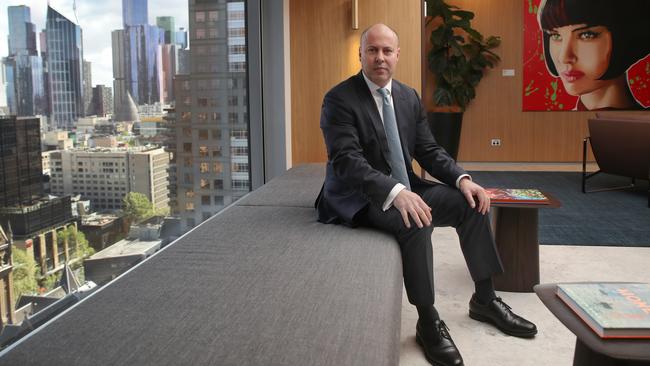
top-left (490, 191), bottom-right (561, 292)
top-left (535, 283), bottom-right (650, 366)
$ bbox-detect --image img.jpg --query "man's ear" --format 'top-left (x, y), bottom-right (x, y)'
top-left (358, 47), bottom-right (362, 62)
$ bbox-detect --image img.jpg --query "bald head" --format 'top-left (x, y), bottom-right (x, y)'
top-left (360, 23), bottom-right (400, 49)
top-left (359, 23), bottom-right (400, 87)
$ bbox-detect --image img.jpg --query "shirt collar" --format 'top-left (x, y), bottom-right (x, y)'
top-left (362, 70), bottom-right (392, 96)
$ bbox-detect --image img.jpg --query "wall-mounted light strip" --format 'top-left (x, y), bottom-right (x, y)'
top-left (352, 0), bottom-right (359, 29)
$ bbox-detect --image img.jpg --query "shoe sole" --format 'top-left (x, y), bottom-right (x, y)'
top-left (469, 310), bottom-right (537, 338)
top-left (415, 334), bottom-right (464, 366)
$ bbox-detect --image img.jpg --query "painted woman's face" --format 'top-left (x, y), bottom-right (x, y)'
top-left (547, 24), bottom-right (613, 96)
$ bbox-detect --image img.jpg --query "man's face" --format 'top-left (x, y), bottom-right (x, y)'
top-left (360, 25), bottom-right (400, 87)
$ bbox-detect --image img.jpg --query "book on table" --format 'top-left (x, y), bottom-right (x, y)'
top-left (485, 188), bottom-right (549, 204)
top-left (556, 283), bottom-right (650, 339)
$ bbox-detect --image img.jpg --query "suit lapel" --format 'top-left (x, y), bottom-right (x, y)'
top-left (354, 73), bottom-right (391, 161)
top-left (391, 81), bottom-right (413, 163)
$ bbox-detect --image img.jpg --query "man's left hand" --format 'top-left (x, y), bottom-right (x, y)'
top-left (459, 177), bottom-right (490, 215)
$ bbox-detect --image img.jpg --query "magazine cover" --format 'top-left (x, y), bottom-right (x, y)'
top-left (485, 188), bottom-right (549, 204)
top-left (557, 283), bottom-right (650, 338)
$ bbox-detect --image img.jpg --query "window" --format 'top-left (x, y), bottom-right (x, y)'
top-left (213, 179), bottom-right (223, 190)
top-left (212, 129), bottom-right (222, 139)
top-left (232, 162), bottom-right (248, 173)
top-left (201, 195), bottom-right (211, 205)
top-left (202, 212), bottom-right (212, 221)
top-left (208, 11), bottom-right (219, 21)
top-left (196, 29), bottom-right (206, 39)
top-left (185, 190), bottom-right (195, 198)
top-left (232, 179), bottom-right (249, 190)
top-left (214, 196), bottom-right (224, 205)
top-left (197, 98), bottom-right (208, 107)
top-left (228, 96), bottom-right (238, 106)
top-left (200, 162), bottom-right (209, 173)
top-left (229, 113), bottom-right (238, 124)
top-left (183, 143), bottom-right (192, 153)
top-left (231, 146), bottom-right (248, 156)
top-left (183, 157), bottom-right (192, 167)
top-left (209, 28), bottom-right (219, 38)
top-left (199, 146), bottom-right (209, 157)
top-left (213, 162), bottom-right (223, 173)
top-left (200, 179), bottom-right (210, 189)
top-left (185, 202), bottom-right (194, 211)
top-left (195, 12), bottom-right (206, 22)
top-left (230, 129), bottom-right (247, 139)
top-left (212, 148), bottom-right (222, 158)
top-left (183, 127), bottom-right (192, 137)
top-left (211, 112), bottom-right (221, 122)
top-left (181, 112), bottom-right (191, 121)
top-left (198, 129), bottom-right (208, 140)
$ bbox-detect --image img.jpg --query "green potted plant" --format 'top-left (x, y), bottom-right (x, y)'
top-left (424, 0), bottom-right (501, 160)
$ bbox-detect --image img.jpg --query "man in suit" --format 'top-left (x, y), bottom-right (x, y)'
top-left (315, 24), bottom-right (537, 366)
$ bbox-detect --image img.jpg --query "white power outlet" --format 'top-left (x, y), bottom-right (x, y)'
top-left (490, 139), bottom-right (501, 147)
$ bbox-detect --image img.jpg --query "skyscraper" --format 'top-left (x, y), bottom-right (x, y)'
top-left (112, 0), bottom-right (165, 107)
top-left (0, 116), bottom-right (44, 207)
top-left (175, 0), bottom-right (250, 231)
top-left (123, 0), bottom-right (148, 27)
top-left (3, 5), bottom-right (46, 117)
top-left (83, 60), bottom-right (94, 115)
top-left (45, 6), bottom-right (84, 130)
top-left (92, 85), bottom-right (113, 117)
top-left (156, 16), bottom-right (176, 44)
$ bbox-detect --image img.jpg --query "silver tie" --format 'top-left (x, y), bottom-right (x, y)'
top-left (377, 88), bottom-right (410, 190)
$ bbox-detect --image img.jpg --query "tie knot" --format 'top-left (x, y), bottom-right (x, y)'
top-left (377, 88), bottom-right (389, 98)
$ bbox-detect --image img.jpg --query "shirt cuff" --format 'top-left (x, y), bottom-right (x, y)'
top-left (456, 174), bottom-right (471, 189)
top-left (382, 183), bottom-right (406, 211)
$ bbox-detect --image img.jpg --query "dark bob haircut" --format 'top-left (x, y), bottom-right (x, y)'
top-left (538, 0), bottom-right (650, 80)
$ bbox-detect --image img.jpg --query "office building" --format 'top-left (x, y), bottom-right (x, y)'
top-left (159, 44), bottom-right (177, 103)
top-left (82, 60), bottom-right (93, 116)
top-left (92, 85), bottom-right (113, 117)
top-left (156, 16), bottom-right (176, 44)
top-left (174, 0), bottom-right (250, 231)
top-left (0, 62), bottom-right (8, 116)
top-left (175, 28), bottom-right (188, 50)
top-left (122, 0), bottom-right (148, 27)
top-left (3, 6), bottom-right (46, 117)
top-left (0, 116), bottom-right (43, 207)
top-left (48, 146), bottom-right (170, 212)
top-left (45, 6), bottom-right (84, 130)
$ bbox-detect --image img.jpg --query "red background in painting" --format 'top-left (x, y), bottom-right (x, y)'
top-left (522, 0), bottom-right (650, 111)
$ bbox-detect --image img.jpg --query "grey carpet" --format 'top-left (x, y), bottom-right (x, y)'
top-left (0, 206), bottom-right (402, 365)
top-left (470, 171), bottom-right (650, 246)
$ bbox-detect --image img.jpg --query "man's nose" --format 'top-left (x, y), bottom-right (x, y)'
top-left (375, 51), bottom-right (385, 63)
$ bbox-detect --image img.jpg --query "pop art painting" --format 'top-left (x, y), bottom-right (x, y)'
top-left (523, 0), bottom-right (650, 111)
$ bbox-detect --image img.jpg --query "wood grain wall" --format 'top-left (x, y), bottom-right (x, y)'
top-left (289, 0), bottom-right (422, 164)
top-left (447, 0), bottom-right (597, 162)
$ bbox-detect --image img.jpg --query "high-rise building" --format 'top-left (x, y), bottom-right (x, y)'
top-left (0, 116), bottom-right (44, 207)
top-left (0, 224), bottom-right (16, 328)
top-left (159, 44), bottom-right (177, 103)
top-left (123, 0), bottom-right (148, 27)
top-left (0, 63), bottom-right (8, 116)
top-left (177, 49), bottom-right (190, 75)
top-left (92, 85), bottom-right (113, 117)
top-left (45, 6), bottom-right (84, 130)
top-left (175, 28), bottom-right (188, 49)
top-left (156, 16), bottom-right (176, 44)
top-left (175, 0), bottom-right (250, 231)
top-left (111, 29), bottom-right (127, 117)
top-left (124, 24), bottom-right (165, 105)
top-left (49, 147), bottom-right (170, 212)
top-left (3, 6), bottom-right (46, 117)
top-left (82, 60), bottom-right (94, 116)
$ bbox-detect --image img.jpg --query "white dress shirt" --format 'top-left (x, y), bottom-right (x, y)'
top-left (360, 72), bottom-right (470, 211)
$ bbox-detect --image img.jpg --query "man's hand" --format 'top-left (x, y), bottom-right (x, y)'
top-left (459, 177), bottom-right (490, 215)
top-left (393, 190), bottom-right (432, 229)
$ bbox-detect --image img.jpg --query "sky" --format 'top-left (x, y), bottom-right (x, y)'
top-left (0, 0), bottom-right (189, 86)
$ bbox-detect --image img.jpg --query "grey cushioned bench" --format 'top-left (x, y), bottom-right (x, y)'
top-left (0, 164), bottom-right (403, 366)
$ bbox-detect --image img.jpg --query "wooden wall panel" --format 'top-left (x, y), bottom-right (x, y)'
top-left (447, 0), bottom-right (597, 162)
top-left (290, 0), bottom-right (422, 164)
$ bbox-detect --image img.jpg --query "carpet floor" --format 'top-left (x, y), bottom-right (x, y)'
top-left (469, 171), bottom-right (650, 246)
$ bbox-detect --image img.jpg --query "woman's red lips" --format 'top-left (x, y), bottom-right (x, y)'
top-left (561, 70), bottom-right (585, 82)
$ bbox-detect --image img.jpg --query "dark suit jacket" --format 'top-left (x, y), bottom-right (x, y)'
top-left (315, 71), bottom-right (466, 225)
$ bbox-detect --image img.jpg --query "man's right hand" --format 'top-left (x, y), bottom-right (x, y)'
top-left (392, 190), bottom-right (432, 229)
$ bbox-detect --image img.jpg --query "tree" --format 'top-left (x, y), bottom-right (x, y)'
top-left (122, 192), bottom-right (154, 223)
top-left (12, 249), bottom-right (39, 298)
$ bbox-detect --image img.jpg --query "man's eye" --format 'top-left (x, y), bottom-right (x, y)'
top-left (578, 31), bottom-right (599, 40)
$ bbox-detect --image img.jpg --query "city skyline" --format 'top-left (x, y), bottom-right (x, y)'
top-left (0, 0), bottom-right (189, 87)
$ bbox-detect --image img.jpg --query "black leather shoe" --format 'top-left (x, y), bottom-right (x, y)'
top-left (469, 295), bottom-right (537, 338)
top-left (416, 319), bottom-right (464, 366)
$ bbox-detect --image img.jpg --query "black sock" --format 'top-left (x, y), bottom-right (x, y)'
top-left (474, 278), bottom-right (497, 304)
top-left (416, 305), bottom-right (440, 324)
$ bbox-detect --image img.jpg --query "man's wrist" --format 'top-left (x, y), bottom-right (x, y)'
top-left (456, 174), bottom-right (471, 189)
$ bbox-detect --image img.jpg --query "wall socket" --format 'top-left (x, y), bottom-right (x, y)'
top-left (490, 138), bottom-right (502, 147)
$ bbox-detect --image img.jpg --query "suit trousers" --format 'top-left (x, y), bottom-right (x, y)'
top-left (357, 183), bottom-right (504, 306)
